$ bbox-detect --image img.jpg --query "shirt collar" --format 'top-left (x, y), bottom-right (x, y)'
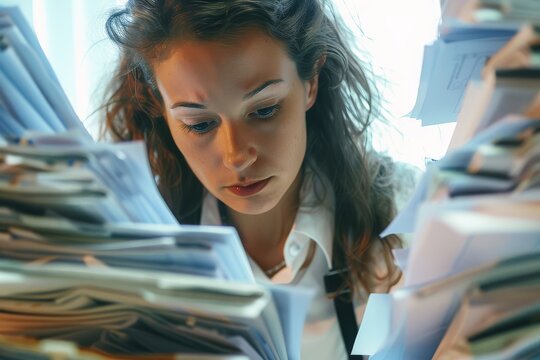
top-left (292, 169), bottom-right (334, 268)
top-left (200, 169), bottom-right (335, 269)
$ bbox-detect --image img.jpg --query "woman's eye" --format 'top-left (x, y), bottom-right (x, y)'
top-left (183, 120), bottom-right (217, 134)
top-left (251, 104), bottom-right (280, 119)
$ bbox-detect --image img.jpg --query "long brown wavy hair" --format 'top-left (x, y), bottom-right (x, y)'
top-left (102, 0), bottom-right (402, 297)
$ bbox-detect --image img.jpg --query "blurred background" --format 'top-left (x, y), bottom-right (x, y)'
top-left (0, 0), bottom-right (453, 171)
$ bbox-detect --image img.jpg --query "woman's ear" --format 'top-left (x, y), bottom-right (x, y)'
top-left (305, 54), bottom-right (327, 111)
top-left (305, 74), bottom-right (319, 111)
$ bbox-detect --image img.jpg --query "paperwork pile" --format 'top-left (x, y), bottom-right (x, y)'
top-left (0, 141), bottom-right (252, 281)
top-left (0, 136), bottom-right (306, 359)
top-left (409, 0), bottom-right (540, 125)
top-left (410, 24), bottom-right (515, 125)
top-left (0, 7), bottom-right (90, 140)
top-left (448, 23), bottom-right (540, 150)
top-left (354, 117), bottom-right (540, 359)
top-left (0, 260), bottom-right (284, 360)
top-left (0, 6), bottom-right (310, 360)
top-left (354, 8), bottom-right (540, 360)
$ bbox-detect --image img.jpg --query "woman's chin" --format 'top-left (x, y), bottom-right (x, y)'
top-left (221, 195), bottom-right (279, 216)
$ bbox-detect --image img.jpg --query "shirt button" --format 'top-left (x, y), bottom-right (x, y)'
top-left (288, 242), bottom-right (301, 257)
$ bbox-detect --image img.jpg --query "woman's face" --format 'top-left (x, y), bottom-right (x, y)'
top-left (153, 29), bottom-right (318, 215)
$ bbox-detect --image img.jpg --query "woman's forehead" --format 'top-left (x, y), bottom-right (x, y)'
top-left (153, 29), bottom-right (297, 104)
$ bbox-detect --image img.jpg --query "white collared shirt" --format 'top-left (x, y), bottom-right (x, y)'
top-left (200, 171), bottom-right (352, 360)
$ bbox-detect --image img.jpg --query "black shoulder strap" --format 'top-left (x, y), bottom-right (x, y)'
top-left (324, 268), bottom-right (365, 360)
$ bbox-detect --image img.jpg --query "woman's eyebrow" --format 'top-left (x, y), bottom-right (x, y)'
top-left (170, 79), bottom-right (284, 110)
top-left (170, 101), bottom-right (206, 110)
top-left (243, 79), bottom-right (284, 100)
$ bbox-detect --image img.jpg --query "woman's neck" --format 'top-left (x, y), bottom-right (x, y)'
top-left (227, 172), bottom-right (302, 271)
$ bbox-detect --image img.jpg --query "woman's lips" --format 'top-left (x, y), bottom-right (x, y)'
top-left (226, 177), bottom-right (271, 196)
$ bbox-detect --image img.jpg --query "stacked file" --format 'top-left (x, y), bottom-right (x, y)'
top-left (0, 140), bottom-right (250, 280)
top-left (0, 260), bottom-right (287, 360)
top-left (354, 11), bottom-right (540, 360)
top-left (0, 7), bottom-right (310, 360)
top-left (0, 137), bottom-right (179, 225)
top-left (0, 146), bottom-right (309, 358)
top-left (434, 256), bottom-right (540, 359)
top-left (0, 136), bottom-right (308, 359)
top-left (353, 118), bottom-right (540, 359)
top-left (408, 0), bottom-right (540, 126)
top-left (410, 24), bottom-right (515, 125)
top-left (448, 23), bottom-right (540, 150)
top-left (0, 6), bottom-right (90, 141)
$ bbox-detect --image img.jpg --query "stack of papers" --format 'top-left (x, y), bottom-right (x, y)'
top-left (0, 7), bottom-right (90, 141)
top-left (354, 119), bottom-right (540, 359)
top-left (410, 0), bottom-right (540, 126)
top-left (384, 24), bottom-right (540, 238)
top-left (357, 251), bottom-right (540, 359)
top-left (0, 140), bottom-right (251, 279)
top-left (434, 268), bottom-right (540, 359)
top-left (0, 138), bottom-right (179, 225)
top-left (355, 14), bottom-right (540, 359)
top-left (0, 7), bottom-right (313, 359)
top-left (448, 72), bottom-right (540, 150)
top-left (448, 23), bottom-right (540, 150)
top-left (410, 23), bottom-right (515, 125)
top-left (0, 261), bottom-right (278, 359)
top-left (0, 139), bottom-right (253, 281)
top-left (0, 137), bottom-right (314, 358)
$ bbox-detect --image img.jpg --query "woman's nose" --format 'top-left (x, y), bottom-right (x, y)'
top-left (221, 122), bottom-right (257, 172)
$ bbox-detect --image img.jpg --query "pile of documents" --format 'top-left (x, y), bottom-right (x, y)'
top-left (410, 24), bottom-right (515, 125)
top-left (0, 138), bottom-right (179, 225)
top-left (354, 118), bottom-right (540, 359)
top-left (0, 6), bottom-right (310, 359)
top-left (448, 23), bottom-right (540, 150)
top-left (0, 140), bottom-right (253, 280)
top-left (411, 0), bottom-right (540, 126)
top-left (0, 6), bottom-right (90, 140)
top-left (0, 135), bottom-right (311, 359)
top-left (353, 7), bottom-right (540, 360)
top-left (0, 158), bottom-right (312, 359)
top-left (0, 259), bottom-right (289, 360)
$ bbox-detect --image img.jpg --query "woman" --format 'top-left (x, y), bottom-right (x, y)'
top-left (102, 0), bottom-right (402, 358)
